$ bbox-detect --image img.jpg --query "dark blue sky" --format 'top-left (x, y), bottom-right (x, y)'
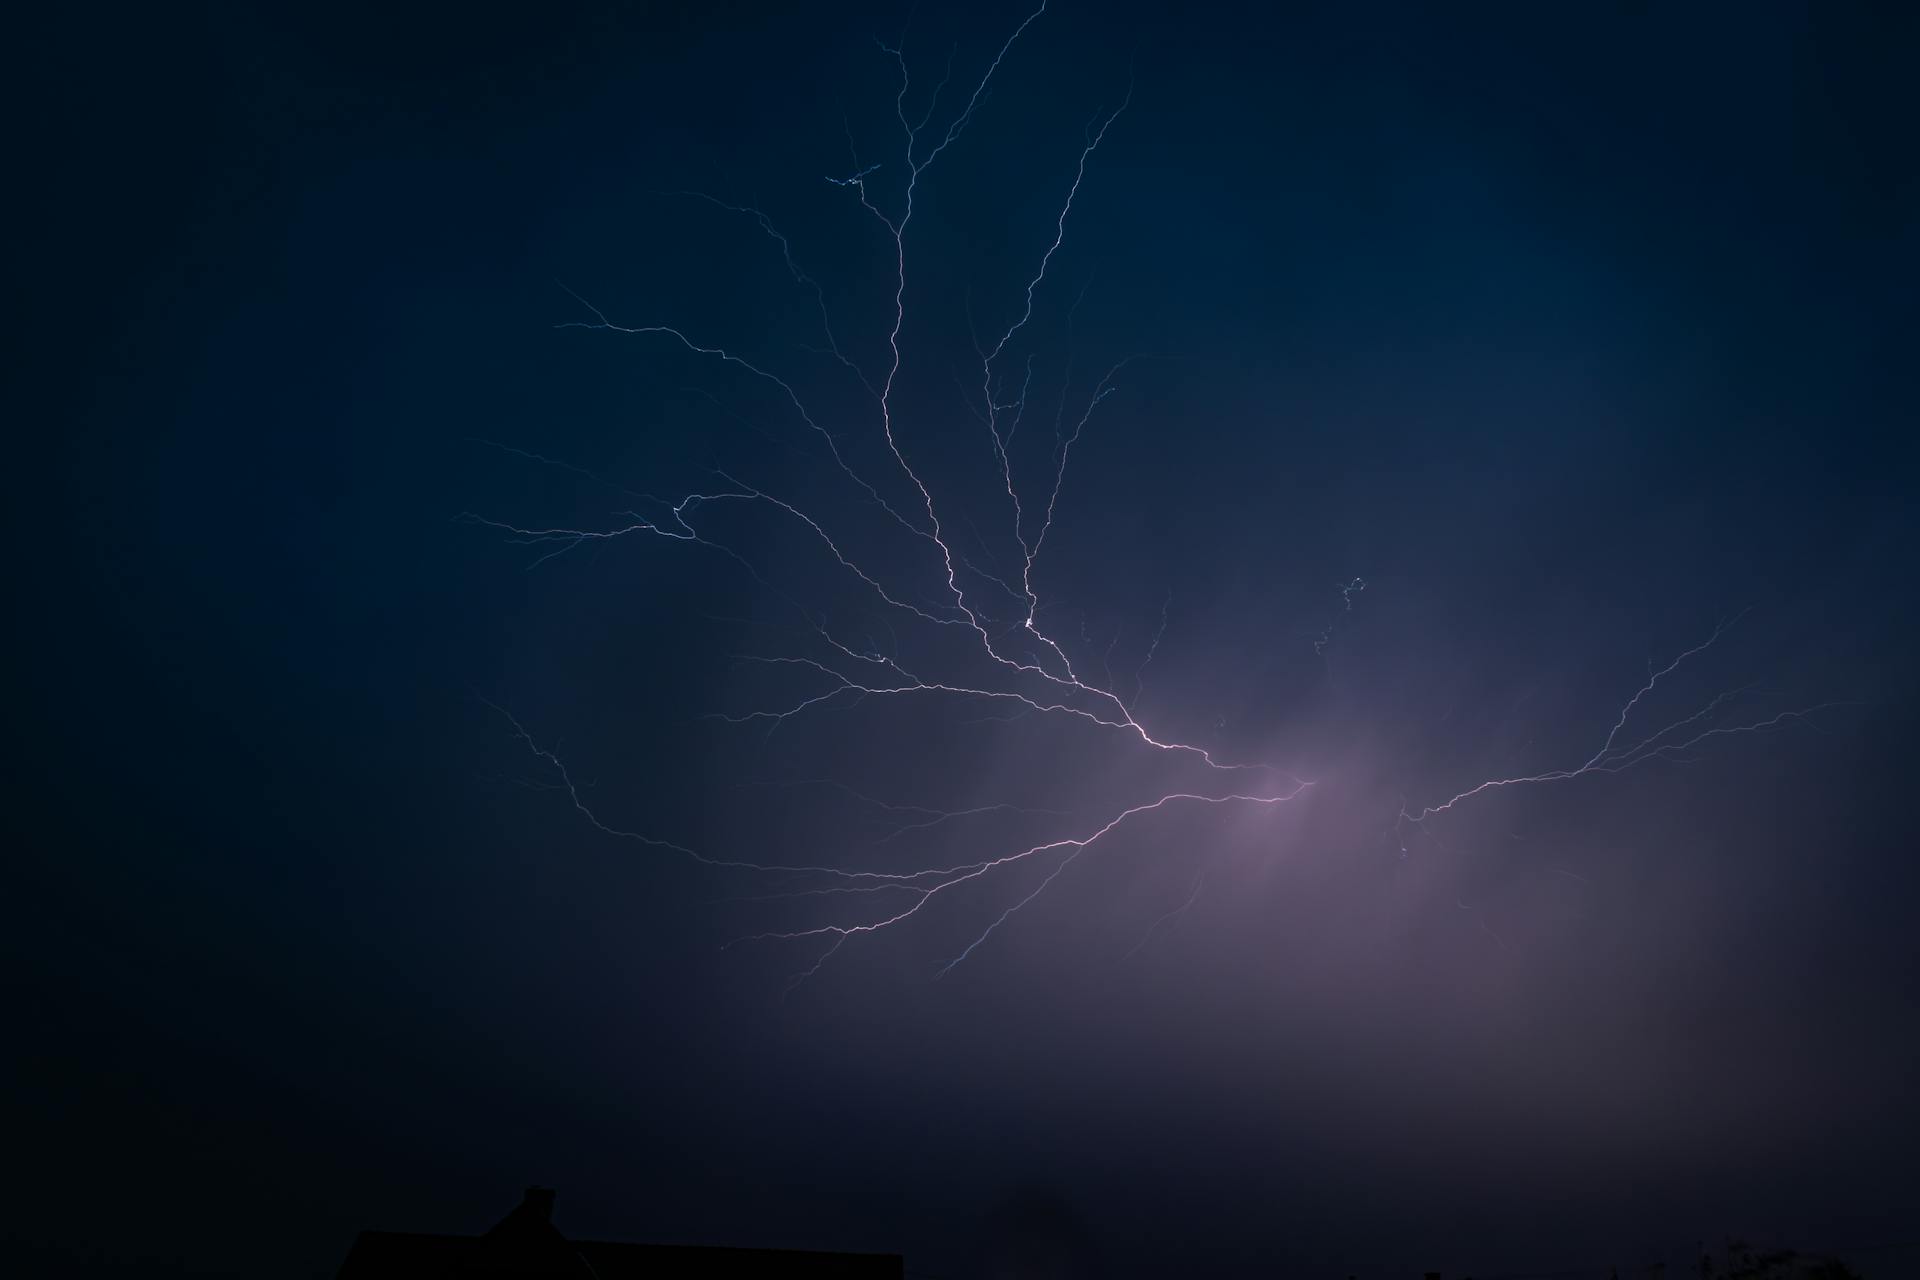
top-left (12, 3), bottom-right (1919, 1277)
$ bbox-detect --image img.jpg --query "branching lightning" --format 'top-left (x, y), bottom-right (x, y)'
top-left (1400, 614), bottom-right (1844, 832)
top-left (469, 4), bottom-right (1841, 986)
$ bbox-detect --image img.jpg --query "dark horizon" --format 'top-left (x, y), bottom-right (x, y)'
top-left (10, 2), bottom-right (1918, 1277)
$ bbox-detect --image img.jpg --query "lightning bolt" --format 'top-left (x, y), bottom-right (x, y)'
top-left (1400, 614), bottom-right (1846, 830)
top-left (1314, 577), bottom-right (1366, 657)
top-left (1126, 870), bottom-right (1206, 959)
top-left (469, 7), bottom-right (1845, 986)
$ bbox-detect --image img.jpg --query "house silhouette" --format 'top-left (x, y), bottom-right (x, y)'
top-left (336, 1186), bottom-right (904, 1278)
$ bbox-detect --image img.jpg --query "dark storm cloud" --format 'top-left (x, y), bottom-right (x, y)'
top-left (12, 2), bottom-right (1916, 1278)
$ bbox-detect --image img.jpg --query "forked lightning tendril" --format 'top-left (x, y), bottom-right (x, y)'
top-left (472, 5), bottom-right (1838, 985)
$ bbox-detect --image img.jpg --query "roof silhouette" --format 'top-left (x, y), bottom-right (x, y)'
top-left (336, 1187), bottom-right (904, 1279)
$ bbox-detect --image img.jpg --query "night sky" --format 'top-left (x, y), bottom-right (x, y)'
top-left (12, 3), bottom-right (1920, 1277)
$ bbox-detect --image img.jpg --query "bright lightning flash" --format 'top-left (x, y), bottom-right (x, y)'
top-left (467, 4), bottom-right (1840, 988)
